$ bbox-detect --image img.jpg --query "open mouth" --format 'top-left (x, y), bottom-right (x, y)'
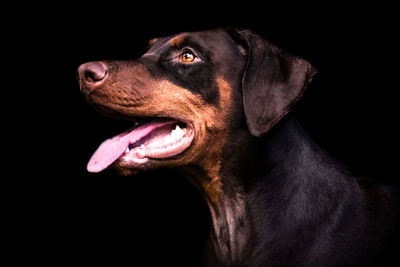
top-left (87, 118), bottom-right (195, 173)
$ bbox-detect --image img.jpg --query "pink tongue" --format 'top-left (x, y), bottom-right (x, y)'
top-left (87, 121), bottom-right (174, 173)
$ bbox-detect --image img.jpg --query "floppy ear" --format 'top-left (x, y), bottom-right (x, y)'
top-left (234, 29), bottom-right (317, 136)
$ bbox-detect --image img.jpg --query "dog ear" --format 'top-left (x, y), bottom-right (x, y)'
top-left (232, 29), bottom-right (317, 136)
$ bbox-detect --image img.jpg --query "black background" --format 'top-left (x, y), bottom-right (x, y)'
top-left (11, 3), bottom-right (398, 266)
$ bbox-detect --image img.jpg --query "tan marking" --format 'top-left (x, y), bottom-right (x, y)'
top-left (196, 77), bottom-right (233, 204)
top-left (169, 35), bottom-right (185, 47)
top-left (148, 38), bottom-right (158, 46)
top-left (216, 77), bottom-right (232, 113)
top-left (178, 77), bottom-right (233, 205)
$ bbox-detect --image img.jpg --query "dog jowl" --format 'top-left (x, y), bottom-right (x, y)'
top-left (78, 29), bottom-right (398, 266)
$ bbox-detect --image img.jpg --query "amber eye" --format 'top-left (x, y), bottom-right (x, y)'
top-left (181, 51), bottom-right (196, 63)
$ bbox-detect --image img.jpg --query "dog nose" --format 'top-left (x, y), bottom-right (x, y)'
top-left (78, 62), bottom-right (108, 93)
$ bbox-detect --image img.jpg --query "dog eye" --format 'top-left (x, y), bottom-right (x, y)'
top-left (180, 51), bottom-right (197, 63)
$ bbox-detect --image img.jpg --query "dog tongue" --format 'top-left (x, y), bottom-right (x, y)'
top-left (87, 121), bottom-right (172, 173)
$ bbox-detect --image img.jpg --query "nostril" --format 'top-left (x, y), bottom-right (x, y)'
top-left (84, 69), bottom-right (99, 83)
top-left (79, 62), bottom-right (108, 84)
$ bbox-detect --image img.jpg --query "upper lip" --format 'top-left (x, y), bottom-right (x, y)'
top-left (86, 100), bottom-right (195, 135)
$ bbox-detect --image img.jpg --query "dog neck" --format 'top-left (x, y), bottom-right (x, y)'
top-left (204, 182), bottom-right (250, 264)
top-left (181, 165), bottom-right (251, 264)
top-left (183, 115), bottom-right (360, 265)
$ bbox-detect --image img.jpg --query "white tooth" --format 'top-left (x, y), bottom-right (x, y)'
top-left (171, 130), bottom-right (177, 139)
top-left (175, 125), bottom-right (183, 136)
top-left (178, 128), bottom-right (184, 139)
top-left (125, 147), bottom-right (129, 153)
top-left (141, 144), bottom-right (145, 148)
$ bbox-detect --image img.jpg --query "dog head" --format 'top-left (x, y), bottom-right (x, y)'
top-left (78, 28), bottom-right (316, 176)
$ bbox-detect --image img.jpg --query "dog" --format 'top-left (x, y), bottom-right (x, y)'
top-left (78, 28), bottom-right (398, 266)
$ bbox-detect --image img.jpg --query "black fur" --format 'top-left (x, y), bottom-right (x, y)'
top-left (213, 114), bottom-right (399, 266)
top-left (79, 28), bottom-right (399, 266)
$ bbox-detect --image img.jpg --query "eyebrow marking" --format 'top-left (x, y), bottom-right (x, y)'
top-left (143, 35), bottom-right (183, 58)
top-left (148, 38), bottom-right (158, 46)
top-left (169, 35), bottom-right (186, 47)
